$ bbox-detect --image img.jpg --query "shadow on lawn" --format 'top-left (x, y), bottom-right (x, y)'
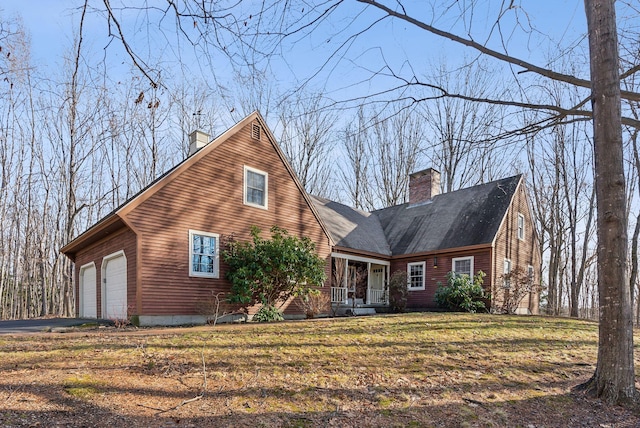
top-left (0, 333), bottom-right (597, 377)
top-left (1, 380), bottom-right (638, 427)
top-left (0, 314), bottom-right (625, 427)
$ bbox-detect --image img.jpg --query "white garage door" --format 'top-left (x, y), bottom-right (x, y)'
top-left (79, 263), bottom-right (97, 318)
top-left (102, 252), bottom-right (127, 320)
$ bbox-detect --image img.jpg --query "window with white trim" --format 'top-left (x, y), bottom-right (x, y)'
top-left (517, 213), bottom-right (525, 240)
top-left (452, 256), bottom-right (474, 278)
top-left (407, 262), bottom-right (425, 291)
top-left (527, 265), bottom-right (534, 286)
top-left (244, 166), bottom-right (268, 209)
top-left (189, 230), bottom-right (219, 278)
top-left (503, 259), bottom-right (512, 288)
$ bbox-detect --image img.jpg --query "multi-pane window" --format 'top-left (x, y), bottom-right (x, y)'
top-left (407, 262), bottom-right (425, 290)
top-left (189, 230), bottom-right (219, 278)
top-left (517, 213), bottom-right (525, 240)
top-left (244, 166), bottom-right (268, 209)
top-left (452, 256), bottom-right (474, 278)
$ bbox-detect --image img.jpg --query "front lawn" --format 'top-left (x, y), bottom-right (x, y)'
top-left (1, 313), bottom-right (638, 427)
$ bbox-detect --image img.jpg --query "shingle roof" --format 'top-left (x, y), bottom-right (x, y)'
top-left (309, 195), bottom-right (392, 256)
top-left (311, 175), bottom-right (522, 256)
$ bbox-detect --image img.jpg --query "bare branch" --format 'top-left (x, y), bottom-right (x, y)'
top-left (356, 0), bottom-right (640, 102)
top-left (102, 0), bottom-right (160, 88)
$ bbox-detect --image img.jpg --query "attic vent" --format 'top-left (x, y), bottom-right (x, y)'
top-left (251, 123), bottom-right (261, 140)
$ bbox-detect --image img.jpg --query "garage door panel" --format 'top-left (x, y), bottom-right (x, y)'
top-left (79, 264), bottom-right (97, 318)
top-left (103, 252), bottom-right (127, 320)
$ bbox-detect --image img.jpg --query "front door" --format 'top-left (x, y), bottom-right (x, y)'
top-left (369, 264), bottom-right (386, 304)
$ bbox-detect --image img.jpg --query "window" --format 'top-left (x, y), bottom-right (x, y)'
top-left (407, 262), bottom-right (425, 291)
top-left (189, 230), bottom-right (219, 278)
top-left (527, 265), bottom-right (534, 286)
top-left (503, 259), bottom-right (512, 288)
top-left (452, 256), bottom-right (474, 278)
top-left (244, 166), bottom-right (268, 209)
top-left (517, 213), bottom-right (525, 240)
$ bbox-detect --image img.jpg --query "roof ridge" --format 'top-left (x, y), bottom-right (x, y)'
top-left (371, 174), bottom-right (523, 214)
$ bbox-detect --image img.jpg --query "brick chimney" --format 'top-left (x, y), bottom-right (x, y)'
top-left (188, 130), bottom-right (210, 156)
top-left (409, 168), bottom-right (441, 205)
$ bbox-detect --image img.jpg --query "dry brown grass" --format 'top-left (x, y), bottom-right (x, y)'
top-left (1, 313), bottom-right (639, 427)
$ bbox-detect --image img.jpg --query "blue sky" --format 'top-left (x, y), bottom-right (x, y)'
top-left (0, 0), bottom-right (600, 158)
top-left (2, 2), bottom-right (80, 66)
top-left (1, 0), bottom-right (589, 89)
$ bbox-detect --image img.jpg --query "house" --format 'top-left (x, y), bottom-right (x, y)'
top-left (61, 111), bottom-right (333, 325)
top-left (62, 111), bottom-right (541, 325)
top-left (313, 168), bottom-right (541, 315)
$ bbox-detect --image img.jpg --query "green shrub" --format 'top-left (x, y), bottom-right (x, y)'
top-left (252, 304), bottom-right (284, 322)
top-left (223, 225), bottom-right (326, 315)
top-left (435, 271), bottom-right (488, 313)
top-left (388, 270), bottom-right (409, 313)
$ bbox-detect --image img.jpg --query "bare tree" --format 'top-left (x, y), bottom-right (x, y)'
top-left (169, 79), bottom-right (222, 157)
top-left (277, 92), bottom-right (337, 198)
top-left (339, 104), bottom-right (424, 209)
top-left (422, 60), bottom-right (510, 192)
top-left (369, 107), bottom-right (423, 207)
top-left (578, 0), bottom-right (636, 405)
top-left (339, 107), bottom-right (375, 210)
top-left (621, 38), bottom-right (640, 323)
top-left (10, 0), bottom-right (640, 404)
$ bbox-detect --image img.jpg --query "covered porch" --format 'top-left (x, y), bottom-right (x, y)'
top-left (330, 252), bottom-right (390, 315)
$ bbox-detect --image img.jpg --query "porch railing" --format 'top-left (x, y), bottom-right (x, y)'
top-left (368, 289), bottom-right (388, 305)
top-left (331, 287), bottom-right (348, 304)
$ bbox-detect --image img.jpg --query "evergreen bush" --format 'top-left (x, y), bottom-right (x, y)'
top-left (435, 271), bottom-right (488, 313)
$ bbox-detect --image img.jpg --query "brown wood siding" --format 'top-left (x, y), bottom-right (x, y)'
top-left (493, 181), bottom-right (541, 313)
top-left (391, 248), bottom-right (492, 309)
top-left (123, 120), bottom-right (331, 316)
top-left (72, 227), bottom-right (137, 318)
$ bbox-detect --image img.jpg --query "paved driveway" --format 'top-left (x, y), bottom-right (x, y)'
top-left (0, 318), bottom-right (112, 334)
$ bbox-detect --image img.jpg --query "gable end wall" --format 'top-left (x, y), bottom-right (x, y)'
top-left (123, 120), bottom-right (331, 317)
top-left (492, 182), bottom-right (541, 313)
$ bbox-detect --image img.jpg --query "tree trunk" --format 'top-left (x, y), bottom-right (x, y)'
top-left (580, 0), bottom-right (637, 405)
top-left (630, 131), bottom-right (640, 323)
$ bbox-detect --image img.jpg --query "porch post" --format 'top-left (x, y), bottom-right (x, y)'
top-left (366, 262), bottom-right (371, 304)
top-left (386, 265), bottom-right (390, 305)
top-left (386, 265), bottom-right (390, 287)
top-left (343, 259), bottom-right (348, 288)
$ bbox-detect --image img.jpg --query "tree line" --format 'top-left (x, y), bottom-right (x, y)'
top-left (0, 8), bottom-right (636, 325)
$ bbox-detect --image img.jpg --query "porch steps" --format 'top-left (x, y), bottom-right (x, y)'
top-left (331, 296), bottom-right (383, 316)
top-left (334, 299), bottom-right (378, 316)
top-left (350, 307), bottom-right (377, 316)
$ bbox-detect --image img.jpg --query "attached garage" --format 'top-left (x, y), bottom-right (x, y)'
top-left (102, 251), bottom-right (127, 320)
top-left (79, 262), bottom-right (97, 318)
